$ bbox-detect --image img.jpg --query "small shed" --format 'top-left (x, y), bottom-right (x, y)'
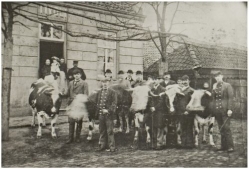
top-left (144, 43), bottom-right (247, 117)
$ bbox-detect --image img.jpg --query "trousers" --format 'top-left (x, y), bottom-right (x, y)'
top-left (99, 114), bottom-right (115, 150)
top-left (214, 109), bottom-right (234, 150)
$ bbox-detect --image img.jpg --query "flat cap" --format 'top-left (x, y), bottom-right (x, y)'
top-left (97, 75), bottom-right (108, 82)
top-left (73, 60), bottom-right (79, 64)
top-left (181, 75), bottom-right (190, 80)
top-left (72, 68), bottom-right (82, 75)
top-left (212, 71), bottom-right (222, 77)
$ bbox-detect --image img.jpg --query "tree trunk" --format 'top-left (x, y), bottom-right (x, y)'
top-left (2, 3), bottom-right (13, 141)
top-left (2, 38), bottom-right (13, 141)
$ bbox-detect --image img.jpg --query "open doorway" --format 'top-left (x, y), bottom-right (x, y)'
top-left (39, 41), bottom-right (64, 72)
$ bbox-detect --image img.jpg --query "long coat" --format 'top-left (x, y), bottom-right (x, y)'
top-left (151, 85), bottom-right (170, 128)
top-left (212, 82), bottom-right (234, 111)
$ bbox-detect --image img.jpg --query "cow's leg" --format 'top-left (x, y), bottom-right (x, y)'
top-left (42, 115), bottom-right (46, 127)
top-left (145, 124), bottom-right (151, 148)
top-left (31, 108), bottom-right (36, 127)
top-left (51, 114), bottom-right (58, 138)
top-left (37, 111), bottom-right (45, 138)
top-left (125, 113), bottom-right (130, 134)
top-left (118, 113), bottom-right (123, 133)
top-left (202, 125), bottom-right (207, 144)
top-left (208, 117), bottom-right (215, 147)
top-left (87, 120), bottom-right (94, 141)
top-left (176, 121), bottom-right (182, 145)
top-left (194, 117), bottom-right (200, 147)
top-left (133, 113), bottom-right (140, 149)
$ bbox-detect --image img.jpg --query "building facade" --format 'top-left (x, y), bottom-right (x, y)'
top-left (7, 2), bottom-right (145, 116)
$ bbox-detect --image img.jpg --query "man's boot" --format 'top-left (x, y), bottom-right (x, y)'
top-left (66, 122), bottom-right (75, 144)
top-left (75, 120), bottom-right (82, 143)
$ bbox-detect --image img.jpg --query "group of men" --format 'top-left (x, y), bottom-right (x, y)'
top-left (64, 65), bottom-right (234, 153)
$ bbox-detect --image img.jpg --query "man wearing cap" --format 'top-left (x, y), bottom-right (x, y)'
top-left (160, 72), bottom-right (176, 88)
top-left (68, 61), bottom-right (86, 81)
top-left (65, 68), bottom-right (89, 144)
top-left (131, 70), bottom-right (145, 88)
top-left (105, 69), bottom-right (115, 86)
top-left (212, 71), bottom-right (234, 152)
top-left (125, 69), bottom-right (134, 84)
top-left (174, 75), bottom-right (195, 148)
top-left (151, 75), bottom-right (169, 150)
top-left (95, 75), bottom-right (118, 152)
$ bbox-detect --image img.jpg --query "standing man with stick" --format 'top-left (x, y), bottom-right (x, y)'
top-left (212, 71), bottom-right (234, 152)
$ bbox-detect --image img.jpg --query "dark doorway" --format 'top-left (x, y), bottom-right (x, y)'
top-left (39, 41), bottom-right (64, 71)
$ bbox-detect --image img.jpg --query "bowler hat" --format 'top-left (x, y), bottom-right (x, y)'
top-left (105, 69), bottom-right (112, 74)
top-left (181, 75), bottom-right (190, 80)
top-left (73, 60), bottom-right (78, 64)
top-left (118, 70), bottom-right (124, 75)
top-left (127, 69), bottom-right (133, 74)
top-left (97, 75), bottom-right (108, 82)
top-left (136, 71), bottom-right (142, 75)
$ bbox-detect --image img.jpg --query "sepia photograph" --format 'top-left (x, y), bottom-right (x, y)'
top-left (1, 1), bottom-right (247, 167)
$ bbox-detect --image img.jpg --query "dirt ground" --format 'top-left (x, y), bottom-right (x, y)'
top-left (2, 118), bottom-right (247, 167)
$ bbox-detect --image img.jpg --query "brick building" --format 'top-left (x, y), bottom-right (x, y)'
top-left (7, 2), bottom-right (145, 116)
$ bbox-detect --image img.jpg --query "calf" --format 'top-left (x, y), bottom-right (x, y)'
top-left (186, 90), bottom-right (215, 147)
top-left (29, 78), bottom-right (62, 138)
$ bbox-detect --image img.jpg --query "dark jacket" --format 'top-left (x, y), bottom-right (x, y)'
top-left (67, 79), bottom-right (89, 101)
top-left (174, 86), bottom-right (194, 114)
top-left (40, 65), bottom-right (51, 79)
top-left (151, 85), bottom-right (170, 128)
top-left (212, 82), bottom-right (234, 111)
top-left (160, 80), bottom-right (176, 88)
top-left (67, 67), bottom-right (86, 81)
top-left (95, 88), bottom-right (118, 120)
top-left (131, 80), bottom-right (146, 88)
top-left (60, 63), bottom-right (68, 78)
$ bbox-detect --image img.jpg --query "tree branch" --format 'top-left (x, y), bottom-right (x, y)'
top-left (13, 21), bottom-right (31, 30)
top-left (12, 2), bottom-right (31, 11)
top-left (149, 30), bottom-right (163, 57)
top-left (167, 2), bottom-right (179, 32)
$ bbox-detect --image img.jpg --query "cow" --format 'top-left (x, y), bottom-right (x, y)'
top-left (185, 89), bottom-right (215, 147)
top-left (29, 78), bottom-right (62, 138)
top-left (130, 83), bottom-right (184, 149)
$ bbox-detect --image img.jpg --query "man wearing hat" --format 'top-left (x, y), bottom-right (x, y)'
top-left (117, 70), bottom-right (131, 89)
top-left (212, 71), bottom-right (234, 152)
top-left (65, 68), bottom-right (89, 144)
top-left (131, 70), bottom-right (145, 88)
top-left (174, 75), bottom-right (195, 148)
top-left (160, 72), bottom-right (176, 88)
top-left (68, 60), bottom-right (86, 81)
top-left (94, 75), bottom-right (118, 152)
top-left (125, 69), bottom-right (134, 84)
top-left (151, 75), bottom-right (169, 150)
top-left (105, 69), bottom-right (115, 86)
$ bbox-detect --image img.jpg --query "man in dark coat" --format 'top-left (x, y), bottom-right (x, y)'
top-left (67, 60), bottom-right (86, 81)
top-left (160, 72), bottom-right (176, 88)
top-left (174, 75), bottom-right (195, 148)
top-left (151, 76), bottom-right (170, 150)
top-left (40, 59), bottom-right (51, 79)
top-left (212, 71), bottom-right (234, 152)
top-left (65, 68), bottom-right (89, 144)
top-left (131, 70), bottom-right (146, 88)
top-left (125, 69), bottom-right (134, 84)
top-left (59, 58), bottom-right (68, 79)
top-left (95, 75), bottom-right (118, 152)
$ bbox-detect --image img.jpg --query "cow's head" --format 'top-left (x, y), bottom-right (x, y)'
top-left (186, 90), bottom-right (206, 112)
top-left (165, 84), bottom-right (185, 112)
top-left (44, 89), bottom-right (62, 114)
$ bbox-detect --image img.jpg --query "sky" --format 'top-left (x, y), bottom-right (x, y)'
top-left (142, 2), bottom-right (247, 47)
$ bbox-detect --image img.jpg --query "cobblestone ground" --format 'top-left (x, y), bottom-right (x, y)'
top-left (2, 118), bottom-right (247, 167)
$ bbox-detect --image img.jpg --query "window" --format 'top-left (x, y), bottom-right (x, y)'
top-left (39, 22), bottom-right (64, 41)
top-left (97, 31), bottom-right (117, 78)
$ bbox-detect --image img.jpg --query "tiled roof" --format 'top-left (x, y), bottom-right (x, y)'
top-left (144, 43), bottom-right (247, 73)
